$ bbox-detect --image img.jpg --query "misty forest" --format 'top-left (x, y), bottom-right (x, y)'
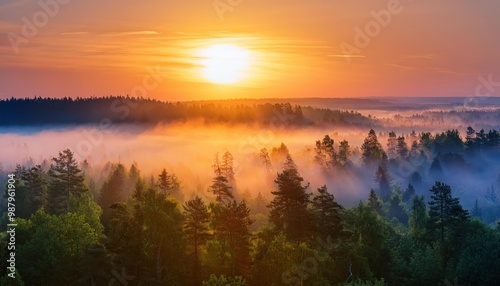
top-left (1, 97), bottom-right (500, 286)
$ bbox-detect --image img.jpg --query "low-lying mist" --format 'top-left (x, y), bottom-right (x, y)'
top-left (2, 119), bottom-right (500, 222)
top-left (0, 122), bottom-right (368, 200)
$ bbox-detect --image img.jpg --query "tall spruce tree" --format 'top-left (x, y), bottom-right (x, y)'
top-left (221, 151), bottom-right (235, 186)
top-left (387, 192), bottom-right (408, 225)
top-left (47, 149), bottom-right (88, 215)
top-left (283, 153), bottom-right (297, 171)
top-left (183, 196), bottom-right (211, 285)
top-left (427, 182), bottom-right (469, 243)
top-left (402, 183), bottom-right (416, 203)
top-left (158, 168), bottom-right (172, 195)
top-left (367, 189), bottom-right (384, 216)
top-left (362, 129), bottom-right (386, 166)
top-left (337, 140), bottom-right (351, 167)
top-left (157, 168), bottom-right (182, 200)
top-left (135, 187), bottom-right (185, 283)
top-left (312, 185), bottom-right (343, 240)
top-left (396, 136), bottom-right (409, 159)
top-left (375, 165), bottom-right (391, 201)
top-left (210, 200), bottom-right (253, 278)
top-left (485, 185), bottom-right (498, 204)
top-left (21, 165), bottom-right (47, 216)
top-left (100, 164), bottom-right (126, 228)
top-left (210, 154), bottom-right (234, 205)
top-left (429, 157), bottom-right (443, 176)
top-left (409, 140), bottom-right (420, 160)
top-left (314, 135), bottom-right (337, 170)
top-left (259, 148), bottom-right (273, 175)
top-left (268, 164), bottom-right (313, 243)
top-left (387, 131), bottom-right (398, 159)
top-left (409, 195), bottom-right (427, 242)
top-left (471, 199), bottom-right (482, 219)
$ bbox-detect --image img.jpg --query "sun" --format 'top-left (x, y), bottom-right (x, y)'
top-left (198, 44), bottom-right (251, 84)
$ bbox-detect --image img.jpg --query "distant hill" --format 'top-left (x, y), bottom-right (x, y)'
top-left (189, 96), bottom-right (500, 110)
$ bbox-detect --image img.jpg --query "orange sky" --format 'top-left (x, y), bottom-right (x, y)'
top-left (1, 0), bottom-right (499, 100)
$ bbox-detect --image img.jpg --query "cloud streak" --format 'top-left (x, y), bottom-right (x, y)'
top-left (100, 31), bottom-right (160, 37)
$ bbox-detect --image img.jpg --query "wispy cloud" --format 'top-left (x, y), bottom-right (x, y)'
top-left (100, 31), bottom-right (159, 37)
top-left (327, 54), bottom-right (366, 58)
top-left (61, 31), bottom-right (90, 36)
top-left (386, 63), bottom-right (414, 71)
top-left (406, 54), bottom-right (441, 60)
top-left (429, 66), bottom-right (468, 77)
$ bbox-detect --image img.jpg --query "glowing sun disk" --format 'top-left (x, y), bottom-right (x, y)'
top-left (198, 44), bottom-right (251, 84)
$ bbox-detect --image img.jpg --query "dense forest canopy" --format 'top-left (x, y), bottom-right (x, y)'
top-left (1, 114), bottom-right (500, 285)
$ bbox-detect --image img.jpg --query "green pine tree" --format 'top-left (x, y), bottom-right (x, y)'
top-left (47, 149), bottom-right (88, 215)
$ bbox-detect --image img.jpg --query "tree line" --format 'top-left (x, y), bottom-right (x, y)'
top-left (0, 96), bottom-right (372, 127)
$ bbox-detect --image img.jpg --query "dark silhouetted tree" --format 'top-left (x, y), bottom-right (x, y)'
top-left (375, 165), bottom-right (391, 201)
top-left (419, 132), bottom-right (433, 159)
top-left (100, 164), bottom-right (126, 228)
top-left (314, 135), bottom-right (336, 170)
top-left (21, 165), bottom-right (47, 216)
top-left (270, 143), bottom-right (289, 166)
top-left (429, 157), bottom-right (443, 177)
top-left (485, 185), bottom-right (498, 204)
top-left (210, 200), bottom-right (253, 278)
top-left (158, 168), bottom-right (171, 194)
top-left (221, 151), bottom-right (235, 185)
top-left (47, 149), bottom-right (88, 215)
top-left (135, 187), bottom-right (185, 283)
top-left (409, 140), bottom-right (420, 160)
top-left (433, 129), bottom-right (464, 154)
top-left (409, 172), bottom-right (423, 189)
top-left (388, 192), bottom-right (408, 225)
top-left (251, 192), bottom-right (268, 215)
top-left (282, 153), bottom-right (297, 171)
top-left (465, 126), bottom-right (476, 152)
top-left (210, 154), bottom-right (234, 206)
top-left (337, 140), bottom-right (351, 167)
top-left (259, 148), bottom-right (273, 175)
top-left (387, 131), bottom-right (397, 159)
top-left (471, 199), bottom-right (482, 219)
top-left (362, 129), bottom-right (386, 166)
top-left (312, 185), bottom-right (343, 240)
top-left (402, 184), bottom-right (416, 203)
top-left (427, 182), bottom-right (469, 243)
top-left (268, 165), bottom-right (313, 243)
top-left (184, 196), bottom-right (211, 285)
top-left (396, 136), bottom-right (409, 159)
top-left (366, 189), bottom-right (383, 216)
top-left (409, 195), bottom-right (427, 242)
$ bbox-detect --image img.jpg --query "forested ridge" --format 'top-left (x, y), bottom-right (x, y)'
top-left (0, 97), bottom-right (373, 127)
top-left (1, 127), bottom-right (500, 285)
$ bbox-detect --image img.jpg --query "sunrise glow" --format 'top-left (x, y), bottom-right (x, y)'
top-left (198, 44), bottom-right (251, 84)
